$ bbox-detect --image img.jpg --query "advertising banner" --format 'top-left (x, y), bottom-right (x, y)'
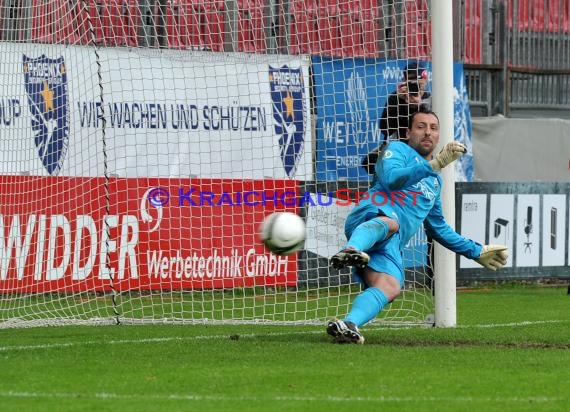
top-left (456, 182), bottom-right (570, 281)
top-left (0, 44), bottom-right (313, 180)
top-left (312, 57), bottom-right (473, 182)
top-left (0, 176), bottom-right (299, 293)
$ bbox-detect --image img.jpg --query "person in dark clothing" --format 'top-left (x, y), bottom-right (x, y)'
top-left (362, 62), bottom-right (431, 175)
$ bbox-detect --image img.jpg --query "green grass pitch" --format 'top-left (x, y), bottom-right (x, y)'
top-left (0, 285), bottom-right (569, 412)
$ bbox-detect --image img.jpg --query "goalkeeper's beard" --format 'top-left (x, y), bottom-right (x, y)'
top-left (408, 139), bottom-right (434, 158)
top-left (417, 146), bottom-right (433, 158)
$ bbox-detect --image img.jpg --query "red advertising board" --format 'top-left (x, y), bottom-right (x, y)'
top-left (0, 176), bottom-right (299, 293)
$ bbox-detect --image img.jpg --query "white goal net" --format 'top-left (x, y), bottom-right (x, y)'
top-left (0, 0), bottom-right (436, 328)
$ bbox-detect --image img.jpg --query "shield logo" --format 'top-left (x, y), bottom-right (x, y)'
top-left (23, 55), bottom-right (69, 175)
top-left (269, 66), bottom-right (306, 177)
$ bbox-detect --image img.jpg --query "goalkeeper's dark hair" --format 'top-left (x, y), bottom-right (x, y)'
top-left (408, 107), bottom-right (439, 129)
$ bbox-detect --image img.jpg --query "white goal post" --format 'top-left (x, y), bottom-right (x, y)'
top-left (0, 0), bottom-right (459, 328)
top-left (432, 0), bottom-right (457, 327)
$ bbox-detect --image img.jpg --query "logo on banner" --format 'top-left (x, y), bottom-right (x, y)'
top-left (453, 65), bottom-right (474, 182)
top-left (23, 55), bottom-right (69, 175)
top-left (269, 65), bottom-right (306, 177)
top-left (346, 71), bottom-right (371, 148)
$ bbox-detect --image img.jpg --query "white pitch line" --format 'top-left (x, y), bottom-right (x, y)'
top-left (0, 390), bottom-right (564, 404)
top-left (457, 320), bottom-right (567, 329)
top-left (0, 319), bottom-right (567, 353)
top-left (366, 319), bottom-right (568, 330)
top-left (0, 334), bottom-right (254, 353)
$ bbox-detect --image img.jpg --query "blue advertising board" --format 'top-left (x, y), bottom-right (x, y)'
top-left (312, 57), bottom-right (473, 182)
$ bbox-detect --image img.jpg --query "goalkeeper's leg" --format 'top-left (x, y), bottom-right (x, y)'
top-left (328, 235), bottom-right (404, 344)
top-left (331, 215), bottom-right (399, 270)
top-left (327, 272), bottom-right (401, 344)
top-left (344, 216), bottom-right (398, 253)
top-left (343, 270), bottom-right (401, 327)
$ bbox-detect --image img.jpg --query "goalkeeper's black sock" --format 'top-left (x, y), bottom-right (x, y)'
top-left (346, 218), bottom-right (390, 252)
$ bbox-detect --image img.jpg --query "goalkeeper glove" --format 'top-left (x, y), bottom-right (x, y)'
top-left (475, 245), bottom-right (508, 271)
top-left (429, 142), bottom-right (467, 171)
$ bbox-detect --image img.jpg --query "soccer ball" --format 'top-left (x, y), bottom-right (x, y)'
top-left (260, 212), bottom-right (306, 256)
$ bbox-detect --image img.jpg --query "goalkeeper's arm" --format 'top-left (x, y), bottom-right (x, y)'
top-left (424, 201), bottom-right (509, 271)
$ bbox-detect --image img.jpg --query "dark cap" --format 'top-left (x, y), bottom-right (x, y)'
top-left (403, 62), bottom-right (428, 82)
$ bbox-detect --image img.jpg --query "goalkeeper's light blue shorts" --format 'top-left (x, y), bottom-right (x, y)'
top-left (350, 233), bottom-right (405, 288)
top-left (344, 204), bottom-right (405, 288)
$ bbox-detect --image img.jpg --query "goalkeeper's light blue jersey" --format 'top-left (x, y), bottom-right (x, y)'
top-left (348, 141), bottom-right (481, 259)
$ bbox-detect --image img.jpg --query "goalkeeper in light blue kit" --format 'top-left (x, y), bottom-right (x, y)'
top-left (327, 108), bottom-right (508, 344)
